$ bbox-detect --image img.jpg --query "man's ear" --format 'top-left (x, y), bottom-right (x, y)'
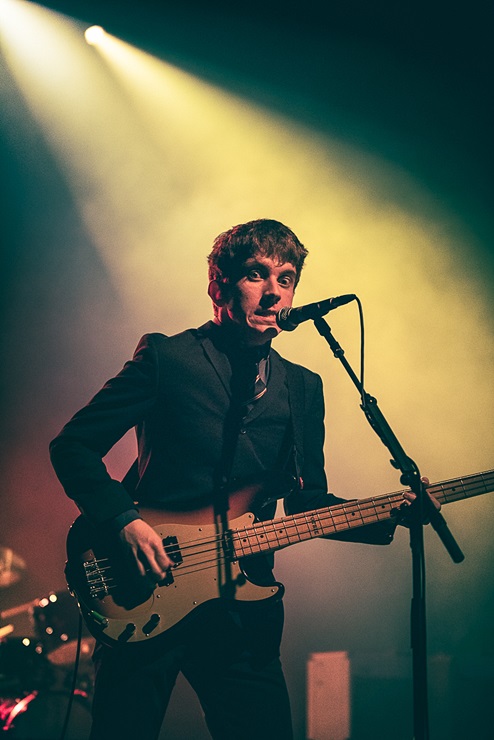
top-left (208, 280), bottom-right (229, 306)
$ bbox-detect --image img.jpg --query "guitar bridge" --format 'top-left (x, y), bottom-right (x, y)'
top-left (84, 557), bottom-right (112, 597)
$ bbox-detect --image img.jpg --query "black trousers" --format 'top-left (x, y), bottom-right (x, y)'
top-left (89, 601), bottom-right (293, 740)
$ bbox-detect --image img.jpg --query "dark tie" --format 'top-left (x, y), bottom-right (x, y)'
top-left (248, 356), bottom-right (268, 404)
top-left (230, 352), bottom-right (269, 408)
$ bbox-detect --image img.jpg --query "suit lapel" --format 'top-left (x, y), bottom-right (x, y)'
top-left (196, 322), bottom-right (231, 398)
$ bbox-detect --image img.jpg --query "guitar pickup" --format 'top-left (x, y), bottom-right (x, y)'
top-left (155, 536), bottom-right (182, 587)
top-left (163, 536), bottom-right (183, 566)
top-left (158, 570), bottom-right (174, 587)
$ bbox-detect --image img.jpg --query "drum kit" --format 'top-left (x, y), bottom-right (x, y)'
top-left (0, 547), bottom-right (93, 738)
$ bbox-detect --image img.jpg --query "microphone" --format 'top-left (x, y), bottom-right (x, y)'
top-left (276, 294), bottom-right (356, 331)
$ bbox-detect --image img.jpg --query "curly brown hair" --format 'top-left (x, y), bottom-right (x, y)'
top-left (207, 219), bottom-right (308, 288)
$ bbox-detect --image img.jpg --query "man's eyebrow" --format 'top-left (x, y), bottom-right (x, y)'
top-left (277, 267), bottom-right (297, 279)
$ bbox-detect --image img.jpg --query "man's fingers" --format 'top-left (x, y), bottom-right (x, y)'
top-left (135, 541), bottom-right (173, 579)
top-left (147, 543), bottom-right (173, 578)
top-left (402, 477), bottom-right (432, 504)
top-left (401, 475), bottom-right (441, 524)
top-left (120, 520), bottom-right (173, 578)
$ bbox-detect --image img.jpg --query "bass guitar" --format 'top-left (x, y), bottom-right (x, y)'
top-left (65, 469), bottom-right (493, 648)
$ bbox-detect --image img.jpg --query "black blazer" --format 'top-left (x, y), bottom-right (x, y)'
top-left (50, 323), bottom-right (395, 544)
top-left (50, 323), bottom-right (327, 518)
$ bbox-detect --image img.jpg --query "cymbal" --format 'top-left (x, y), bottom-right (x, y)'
top-left (0, 547), bottom-right (26, 587)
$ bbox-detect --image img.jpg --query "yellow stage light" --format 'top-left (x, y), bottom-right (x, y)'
top-left (84, 25), bottom-right (106, 45)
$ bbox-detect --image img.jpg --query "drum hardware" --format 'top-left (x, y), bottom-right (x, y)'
top-left (1, 589), bottom-right (95, 736)
top-left (0, 692), bottom-right (37, 732)
top-left (0, 689), bottom-right (91, 738)
top-left (0, 629), bottom-right (93, 737)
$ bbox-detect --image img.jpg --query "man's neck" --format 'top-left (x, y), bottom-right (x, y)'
top-left (210, 321), bottom-right (271, 359)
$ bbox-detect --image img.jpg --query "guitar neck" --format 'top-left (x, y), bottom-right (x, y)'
top-left (232, 469), bottom-right (494, 559)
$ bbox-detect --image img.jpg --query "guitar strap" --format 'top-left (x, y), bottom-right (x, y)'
top-left (279, 358), bottom-right (305, 489)
top-left (253, 359), bottom-right (305, 520)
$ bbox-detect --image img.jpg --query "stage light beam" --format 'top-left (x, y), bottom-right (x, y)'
top-left (1, 0), bottom-right (491, 493)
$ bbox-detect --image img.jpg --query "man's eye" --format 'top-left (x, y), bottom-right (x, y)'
top-left (279, 275), bottom-right (294, 287)
top-left (247, 269), bottom-right (262, 280)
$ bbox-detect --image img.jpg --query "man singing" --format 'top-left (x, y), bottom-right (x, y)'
top-left (50, 218), bottom-right (434, 739)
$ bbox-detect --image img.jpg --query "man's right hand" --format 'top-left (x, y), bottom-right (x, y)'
top-left (118, 519), bottom-right (173, 580)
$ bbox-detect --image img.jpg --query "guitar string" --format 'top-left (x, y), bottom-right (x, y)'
top-left (86, 474), bottom-right (492, 589)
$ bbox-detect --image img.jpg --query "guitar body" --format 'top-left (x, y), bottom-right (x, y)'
top-left (65, 510), bottom-right (283, 649)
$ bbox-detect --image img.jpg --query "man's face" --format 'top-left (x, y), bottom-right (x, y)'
top-left (215, 254), bottom-right (297, 345)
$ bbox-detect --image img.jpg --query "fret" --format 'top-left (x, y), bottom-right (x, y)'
top-left (252, 520), bottom-right (269, 554)
top-left (339, 500), bottom-right (370, 530)
top-left (314, 508), bottom-right (338, 537)
top-left (286, 513), bottom-right (309, 542)
top-left (232, 529), bottom-right (248, 558)
top-left (233, 523), bottom-right (263, 558)
top-left (328, 508), bottom-right (353, 531)
top-left (271, 521), bottom-right (284, 551)
top-left (372, 495), bottom-right (397, 521)
top-left (261, 521), bottom-right (281, 549)
top-left (274, 519), bottom-right (291, 549)
top-left (291, 510), bottom-right (326, 540)
top-left (336, 506), bottom-right (353, 530)
top-left (249, 522), bottom-right (266, 554)
top-left (273, 517), bottom-right (290, 550)
top-left (350, 501), bottom-right (373, 528)
top-left (291, 514), bottom-right (307, 541)
top-left (281, 515), bottom-right (302, 542)
top-left (314, 510), bottom-right (330, 537)
top-left (353, 501), bottom-right (367, 528)
top-left (302, 511), bottom-right (322, 538)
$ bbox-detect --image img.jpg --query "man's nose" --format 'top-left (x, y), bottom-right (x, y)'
top-left (261, 278), bottom-right (281, 306)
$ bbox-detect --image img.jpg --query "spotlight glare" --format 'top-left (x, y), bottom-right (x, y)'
top-left (85, 25), bottom-right (106, 45)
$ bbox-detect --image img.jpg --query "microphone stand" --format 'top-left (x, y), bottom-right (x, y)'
top-left (313, 315), bottom-right (464, 740)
